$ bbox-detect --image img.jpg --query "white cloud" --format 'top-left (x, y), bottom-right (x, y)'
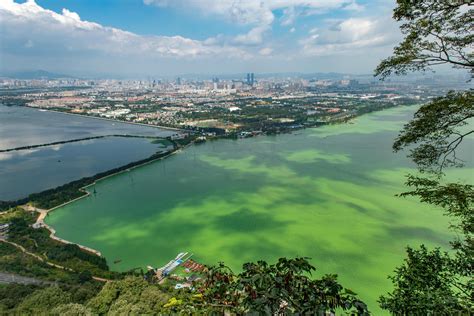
top-left (145, 0), bottom-right (357, 24)
top-left (0, 0), bottom-right (400, 75)
top-left (259, 47), bottom-right (273, 56)
top-left (280, 6), bottom-right (296, 26)
top-left (233, 25), bottom-right (270, 45)
top-left (144, 0), bottom-right (359, 45)
top-left (0, 0), bottom-right (248, 59)
top-left (300, 17), bottom-right (400, 56)
top-left (343, 0), bottom-right (365, 12)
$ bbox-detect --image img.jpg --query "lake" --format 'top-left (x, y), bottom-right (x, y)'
top-left (0, 105), bottom-right (177, 200)
top-left (0, 137), bottom-right (175, 201)
top-left (45, 105), bottom-right (472, 313)
top-left (0, 105), bottom-right (177, 150)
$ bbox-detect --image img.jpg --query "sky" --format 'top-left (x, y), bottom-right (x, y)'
top-left (0, 0), bottom-right (403, 77)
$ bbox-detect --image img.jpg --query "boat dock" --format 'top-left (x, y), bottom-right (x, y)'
top-left (148, 252), bottom-right (194, 281)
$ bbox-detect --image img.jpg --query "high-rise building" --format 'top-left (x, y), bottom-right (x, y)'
top-left (246, 73), bottom-right (255, 86)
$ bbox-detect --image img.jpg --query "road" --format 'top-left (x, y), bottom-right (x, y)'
top-left (1, 239), bottom-right (110, 283)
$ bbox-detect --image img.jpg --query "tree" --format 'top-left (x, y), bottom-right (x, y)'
top-left (87, 277), bottom-right (170, 314)
top-left (375, 0), bottom-right (473, 78)
top-left (0, 283), bottom-right (41, 312)
top-left (375, 0), bottom-right (473, 313)
top-left (379, 245), bottom-right (464, 315)
top-left (16, 286), bottom-right (72, 314)
top-left (393, 91), bottom-right (474, 174)
top-left (51, 303), bottom-right (94, 316)
top-left (199, 257), bottom-right (369, 315)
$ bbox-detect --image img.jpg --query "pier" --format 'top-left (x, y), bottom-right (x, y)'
top-left (148, 252), bottom-right (194, 282)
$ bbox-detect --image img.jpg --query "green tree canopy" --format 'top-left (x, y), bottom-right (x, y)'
top-left (87, 277), bottom-right (170, 314)
top-left (51, 303), bottom-right (94, 316)
top-left (200, 257), bottom-right (369, 315)
top-left (379, 245), bottom-right (464, 314)
top-left (16, 286), bottom-right (72, 315)
top-left (375, 0), bottom-right (473, 78)
top-left (375, 0), bottom-right (473, 314)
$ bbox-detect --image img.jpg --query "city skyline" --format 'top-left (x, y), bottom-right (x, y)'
top-left (1, 0), bottom-right (407, 77)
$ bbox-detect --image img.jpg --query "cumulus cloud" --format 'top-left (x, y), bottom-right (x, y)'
top-left (0, 0), bottom-right (247, 60)
top-left (144, 0), bottom-right (359, 45)
top-left (233, 25), bottom-right (270, 45)
top-left (0, 0), bottom-right (400, 75)
top-left (259, 47), bottom-right (273, 56)
top-left (343, 0), bottom-right (365, 12)
top-left (299, 17), bottom-right (400, 56)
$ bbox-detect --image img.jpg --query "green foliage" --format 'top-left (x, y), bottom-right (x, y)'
top-left (87, 277), bottom-right (170, 314)
top-left (2, 209), bottom-right (120, 279)
top-left (200, 257), bottom-right (369, 315)
top-left (51, 303), bottom-right (94, 316)
top-left (0, 241), bottom-right (72, 281)
top-left (379, 245), bottom-right (466, 315)
top-left (0, 258), bottom-right (369, 314)
top-left (16, 286), bottom-right (72, 314)
top-left (400, 175), bottom-right (473, 235)
top-left (375, 0), bottom-right (473, 78)
top-left (376, 1), bottom-right (473, 314)
top-left (393, 91), bottom-right (474, 173)
top-left (47, 244), bottom-right (108, 271)
top-left (400, 175), bottom-right (474, 311)
top-left (0, 283), bottom-right (42, 312)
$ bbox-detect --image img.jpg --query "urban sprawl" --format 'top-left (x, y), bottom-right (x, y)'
top-left (0, 73), bottom-right (460, 139)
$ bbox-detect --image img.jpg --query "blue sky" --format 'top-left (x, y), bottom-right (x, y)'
top-left (1, 0), bottom-right (402, 77)
top-left (32, 0), bottom-right (384, 39)
top-left (35, 0), bottom-right (245, 39)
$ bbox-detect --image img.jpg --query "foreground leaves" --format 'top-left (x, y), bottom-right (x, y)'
top-left (375, 0), bottom-right (473, 314)
top-left (200, 257), bottom-right (369, 315)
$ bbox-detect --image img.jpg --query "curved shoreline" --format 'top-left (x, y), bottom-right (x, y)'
top-left (8, 105), bottom-right (414, 260)
top-left (26, 143), bottom-right (192, 258)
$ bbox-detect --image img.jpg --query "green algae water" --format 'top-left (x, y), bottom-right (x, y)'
top-left (46, 106), bottom-right (473, 313)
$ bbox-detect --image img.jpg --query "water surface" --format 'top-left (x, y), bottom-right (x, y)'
top-left (0, 105), bottom-right (177, 150)
top-left (0, 105), bottom-right (178, 200)
top-left (46, 106), bottom-right (473, 313)
top-left (0, 137), bottom-right (172, 200)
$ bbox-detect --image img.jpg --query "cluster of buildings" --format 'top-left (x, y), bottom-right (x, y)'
top-left (1, 73), bottom-right (456, 135)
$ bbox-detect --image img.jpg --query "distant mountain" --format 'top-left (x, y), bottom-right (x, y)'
top-left (2, 70), bottom-right (76, 79)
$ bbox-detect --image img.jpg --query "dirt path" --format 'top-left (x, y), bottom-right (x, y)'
top-left (1, 239), bottom-right (110, 283)
top-left (21, 205), bottom-right (102, 257)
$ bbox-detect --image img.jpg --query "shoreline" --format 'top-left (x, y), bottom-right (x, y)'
top-left (29, 106), bottom-right (185, 132)
top-left (21, 143), bottom-right (192, 258)
top-left (4, 104), bottom-right (411, 261)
